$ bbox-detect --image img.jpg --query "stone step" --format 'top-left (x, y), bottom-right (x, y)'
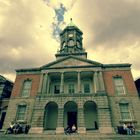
top-left (1, 134), bottom-right (140, 140)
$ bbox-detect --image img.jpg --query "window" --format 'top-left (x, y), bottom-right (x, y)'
top-left (21, 80), bottom-right (32, 97)
top-left (16, 105), bottom-right (26, 121)
top-left (68, 84), bottom-right (75, 94)
top-left (54, 85), bottom-right (60, 94)
top-left (114, 77), bottom-right (126, 95)
top-left (84, 83), bottom-right (90, 93)
top-left (68, 40), bottom-right (74, 46)
top-left (119, 103), bottom-right (131, 120)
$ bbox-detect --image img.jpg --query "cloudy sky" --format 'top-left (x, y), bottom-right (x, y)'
top-left (0, 0), bottom-right (140, 82)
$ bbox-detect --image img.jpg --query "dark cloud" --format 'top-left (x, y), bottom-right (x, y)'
top-left (0, 1), bottom-right (35, 48)
top-left (0, 0), bottom-right (54, 77)
top-left (89, 0), bottom-right (140, 46)
top-left (0, 0), bottom-right (140, 80)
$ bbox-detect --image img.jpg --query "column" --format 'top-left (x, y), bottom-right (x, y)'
top-left (56, 108), bottom-right (64, 134)
top-left (77, 71), bottom-right (81, 93)
top-left (78, 108), bottom-right (86, 134)
top-left (98, 71), bottom-right (105, 91)
top-left (38, 73), bottom-right (44, 93)
top-left (60, 72), bottom-right (64, 93)
top-left (93, 71), bottom-right (100, 93)
top-left (47, 75), bottom-right (50, 94)
top-left (42, 73), bottom-right (48, 93)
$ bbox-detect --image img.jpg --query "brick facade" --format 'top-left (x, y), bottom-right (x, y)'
top-left (103, 70), bottom-right (138, 96)
top-left (12, 74), bottom-right (40, 97)
top-left (2, 23), bottom-right (140, 135)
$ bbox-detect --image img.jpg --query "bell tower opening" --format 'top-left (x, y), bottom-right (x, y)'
top-left (55, 19), bottom-right (87, 59)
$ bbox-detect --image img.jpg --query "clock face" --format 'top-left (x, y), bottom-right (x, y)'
top-left (68, 33), bottom-right (73, 37)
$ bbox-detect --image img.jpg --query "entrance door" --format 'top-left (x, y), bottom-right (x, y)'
top-left (67, 112), bottom-right (77, 127)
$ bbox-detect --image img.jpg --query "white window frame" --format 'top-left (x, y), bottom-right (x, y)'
top-left (119, 103), bottom-right (131, 121)
top-left (21, 79), bottom-right (32, 97)
top-left (54, 84), bottom-right (60, 94)
top-left (114, 76), bottom-right (126, 95)
top-left (68, 83), bottom-right (75, 94)
top-left (83, 83), bottom-right (90, 93)
top-left (16, 104), bottom-right (27, 121)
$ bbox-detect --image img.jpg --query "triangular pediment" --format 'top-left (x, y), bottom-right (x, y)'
top-left (41, 56), bottom-right (102, 69)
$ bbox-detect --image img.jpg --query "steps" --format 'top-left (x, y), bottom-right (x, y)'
top-left (1, 133), bottom-right (140, 140)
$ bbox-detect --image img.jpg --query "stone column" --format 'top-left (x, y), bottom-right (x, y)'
top-left (38, 73), bottom-right (44, 94)
top-left (93, 71), bottom-right (100, 93)
top-left (47, 75), bottom-right (50, 94)
top-left (56, 108), bottom-right (64, 134)
top-left (60, 72), bottom-right (64, 93)
top-left (42, 73), bottom-right (48, 94)
top-left (77, 71), bottom-right (81, 93)
top-left (78, 108), bottom-right (86, 134)
top-left (98, 71), bottom-right (105, 91)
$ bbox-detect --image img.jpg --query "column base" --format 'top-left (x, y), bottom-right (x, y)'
top-left (56, 127), bottom-right (64, 134)
top-left (99, 127), bottom-right (114, 134)
top-left (29, 127), bottom-right (43, 134)
top-left (78, 127), bottom-right (86, 134)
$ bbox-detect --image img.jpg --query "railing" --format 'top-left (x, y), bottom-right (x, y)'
top-left (36, 91), bottom-right (107, 99)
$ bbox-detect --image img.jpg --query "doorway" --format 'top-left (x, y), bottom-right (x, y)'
top-left (67, 112), bottom-right (77, 127)
top-left (64, 101), bottom-right (78, 128)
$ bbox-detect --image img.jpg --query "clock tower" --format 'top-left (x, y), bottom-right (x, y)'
top-left (55, 19), bottom-right (87, 59)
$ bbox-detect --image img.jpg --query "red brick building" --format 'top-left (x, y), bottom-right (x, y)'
top-left (3, 22), bottom-right (140, 134)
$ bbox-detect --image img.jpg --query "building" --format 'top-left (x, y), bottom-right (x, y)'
top-left (3, 21), bottom-right (140, 134)
top-left (0, 75), bottom-right (13, 129)
top-left (135, 78), bottom-right (140, 97)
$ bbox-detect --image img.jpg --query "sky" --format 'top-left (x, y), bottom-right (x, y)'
top-left (0, 0), bottom-right (140, 82)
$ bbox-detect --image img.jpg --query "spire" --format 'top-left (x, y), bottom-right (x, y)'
top-left (68, 18), bottom-right (76, 27)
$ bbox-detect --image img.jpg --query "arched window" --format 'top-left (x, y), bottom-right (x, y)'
top-left (21, 79), bottom-right (32, 97)
top-left (68, 40), bottom-right (74, 46)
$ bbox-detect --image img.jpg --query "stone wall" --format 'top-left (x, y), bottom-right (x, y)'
top-left (3, 98), bottom-right (35, 130)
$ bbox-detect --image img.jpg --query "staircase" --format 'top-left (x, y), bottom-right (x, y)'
top-left (1, 133), bottom-right (140, 140)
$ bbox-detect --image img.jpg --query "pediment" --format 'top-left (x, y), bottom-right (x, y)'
top-left (42, 56), bottom-right (102, 69)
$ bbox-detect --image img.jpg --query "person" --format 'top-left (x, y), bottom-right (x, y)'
top-left (13, 122), bottom-right (20, 134)
top-left (123, 123), bottom-right (128, 135)
top-left (71, 124), bottom-right (76, 133)
top-left (65, 125), bottom-right (71, 134)
top-left (123, 123), bottom-right (132, 135)
top-left (4, 121), bottom-right (15, 134)
top-left (128, 123), bottom-right (135, 135)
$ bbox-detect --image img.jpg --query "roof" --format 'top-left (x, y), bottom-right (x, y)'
top-left (60, 19), bottom-right (83, 35)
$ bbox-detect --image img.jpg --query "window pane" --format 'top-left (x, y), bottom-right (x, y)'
top-left (21, 80), bottom-right (32, 97)
top-left (84, 83), bottom-right (90, 93)
top-left (16, 105), bottom-right (26, 121)
top-left (119, 104), bottom-right (131, 120)
top-left (114, 77), bottom-right (125, 95)
top-left (68, 84), bottom-right (74, 94)
top-left (54, 85), bottom-right (60, 94)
